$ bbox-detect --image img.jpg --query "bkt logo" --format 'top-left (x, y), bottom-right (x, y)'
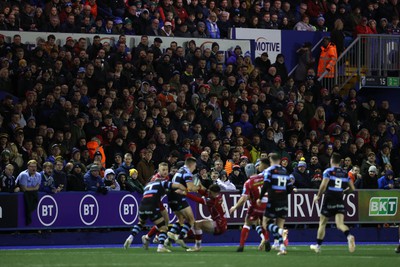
top-left (79, 195), bottom-right (99, 225)
top-left (119, 194), bottom-right (138, 225)
top-left (37, 195), bottom-right (58, 226)
top-left (369, 197), bottom-right (398, 216)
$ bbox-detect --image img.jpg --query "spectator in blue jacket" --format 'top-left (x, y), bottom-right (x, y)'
top-left (84, 164), bottom-right (104, 192)
top-left (39, 162), bottom-right (57, 194)
top-left (206, 12), bottom-right (220, 39)
top-left (378, 170), bottom-right (395, 189)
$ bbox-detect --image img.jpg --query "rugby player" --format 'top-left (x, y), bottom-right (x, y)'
top-left (310, 153), bottom-right (356, 253)
top-left (141, 163), bottom-right (171, 249)
top-left (165, 157), bottom-right (199, 249)
top-left (258, 153), bottom-right (295, 255)
top-left (230, 159), bottom-right (270, 252)
top-left (123, 179), bottom-right (186, 252)
top-left (184, 184), bottom-right (227, 252)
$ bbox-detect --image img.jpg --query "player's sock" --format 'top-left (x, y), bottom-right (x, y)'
top-left (158, 232), bottom-right (167, 244)
top-left (147, 226), bottom-right (159, 238)
top-left (169, 223), bottom-right (181, 234)
top-left (131, 224), bottom-right (142, 237)
top-left (194, 229), bottom-right (203, 247)
top-left (278, 236), bottom-right (283, 245)
top-left (256, 226), bottom-right (265, 240)
top-left (239, 225), bottom-right (250, 247)
top-left (267, 223), bottom-right (282, 235)
top-left (178, 223), bottom-right (192, 239)
top-left (317, 239), bottom-right (323, 246)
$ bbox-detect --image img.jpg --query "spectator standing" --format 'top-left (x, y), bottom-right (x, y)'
top-left (17, 160), bottom-right (41, 225)
top-left (136, 149), bottom-right (155, 186)
top-left (317, 37), bottom-right (337, 79)
top-left (0, 163), bottom-right (19, 192)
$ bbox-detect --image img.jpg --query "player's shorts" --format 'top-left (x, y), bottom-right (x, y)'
top-left (213, 220), bottom-right (227, 235)
top-left (264, 200), bottom-right (288, 219)
top-left (158, 201), bottom-right (166, 212)
top-left (139, 204), bottom-right (162, 222)
top-left (321, 194), bottom-right (345, 218)
top-left (168, 199), bottom-right (190, 212)
top-left (246, 206), bottom-right (264, 222)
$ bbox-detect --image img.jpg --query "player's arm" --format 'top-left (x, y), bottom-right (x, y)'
top-left (229, 194), bottom-right (249, 214)
top-left (186, 181), bottom-right (199, 192)
top-left (185, 192), bottom-right (207, 205)
top-left (171, 182), bottom-right (187, 192)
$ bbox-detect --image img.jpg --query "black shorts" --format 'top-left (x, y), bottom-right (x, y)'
top-left (167, 192), bottom-right (190, 212)
top-left (321, 194), bottom-right (345, 218)
top-left (168, 199), bottom-right (190, 212)
top-left (264, 199), bottom-right (288, 219)
top-left (139, 204), bottom-right (162, 222)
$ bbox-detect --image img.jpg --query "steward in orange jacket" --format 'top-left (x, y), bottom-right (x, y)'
top-left (317, 37), bottom-right (338, 78)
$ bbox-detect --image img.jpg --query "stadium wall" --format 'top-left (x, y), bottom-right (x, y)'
top-left (0, 190), bottom-right (399, 231)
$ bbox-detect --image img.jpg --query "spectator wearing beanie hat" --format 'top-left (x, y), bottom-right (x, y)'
top-left (290, 160), bottom-right (312, 188)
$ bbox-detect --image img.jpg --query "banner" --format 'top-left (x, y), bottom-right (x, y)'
top-left (199, 190), bottom-right (358, 224)
top-left (358, 190), bottom-right (400, 223)
top-left (0, 190), bottom-right (398, 230)
top-left (232, 28), bottom-right (282, 62)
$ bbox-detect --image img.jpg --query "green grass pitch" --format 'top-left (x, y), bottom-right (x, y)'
top-left (1, 245), bottom-right (399, 267)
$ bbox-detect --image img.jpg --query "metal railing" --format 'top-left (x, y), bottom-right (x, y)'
top-left (319, 34), bottom-right (400, 90)
top-left (287, 37), bottom-right (326, 77)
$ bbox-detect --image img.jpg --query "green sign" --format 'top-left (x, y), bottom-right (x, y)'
top-left (369, 197), bottom-right (397, 216)
top-left (387, 77), bottom-right (399, 87)
top-left (359, 191), bottom-right (400, 222)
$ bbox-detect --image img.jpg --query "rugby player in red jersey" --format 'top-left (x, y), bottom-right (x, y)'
top-left (229, 159), bottom-right (270, 252)
top-left (183, 184), bottom-right (227, 252)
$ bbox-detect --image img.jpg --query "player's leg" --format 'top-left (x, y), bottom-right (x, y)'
top-left (255, 217), bottom-right (270, 251)
top-left (153, 217), bottom-right (171, 253)
top-left (275, 218), bottom-right (288, 255)
top-left (167, 212), bottom-right (184, 239)
top-left (310, 215), bottom-right (328, 253)
top-left (335, 213), bottom-right (355, 253)
top-left (169, 206), bottom-right (193, 249)
top-left (145, 204), bottom-right (170, 244)
top-left (177, 206), bottom-right (195, 239)
top-left (237, 217), bottom-right (252, 252)
top-left (124, 218), bottom-right (145, 249)
top-left (187, 219), bottom-right (214, 252)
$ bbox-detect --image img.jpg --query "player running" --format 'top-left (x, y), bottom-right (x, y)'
top-left (310, 153), bottom-right (356, 253)
top-left (141, 162), bottom-right (171, 249)
top-left (165, 157), bottom-right (199, 249)
top-left (182, 184), bottom-right (227, 252)
top-left (123, 179), bottom-right (186, 252)
top-left (258, 154), bottom-right (295, 256)
top-left (229, 160), bottom-right (270, 252)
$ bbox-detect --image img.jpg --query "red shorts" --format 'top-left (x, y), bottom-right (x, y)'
top-left (214, 220), bottom-right (227, 235)
top-left (246, 206), bottom-right (264, 222)
top-left (158, 202), bottom-right (165, 211)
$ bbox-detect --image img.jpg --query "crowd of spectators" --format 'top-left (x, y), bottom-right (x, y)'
top-left (1, 0), bottom-right (400, 197)
top-left (0, 0), bottom-right (400, 38)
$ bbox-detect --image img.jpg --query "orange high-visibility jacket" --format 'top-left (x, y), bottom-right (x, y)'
top-left (87, 140), bottom-right (106, 167)
top-left (317, 43), bottom-right (338, 78)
